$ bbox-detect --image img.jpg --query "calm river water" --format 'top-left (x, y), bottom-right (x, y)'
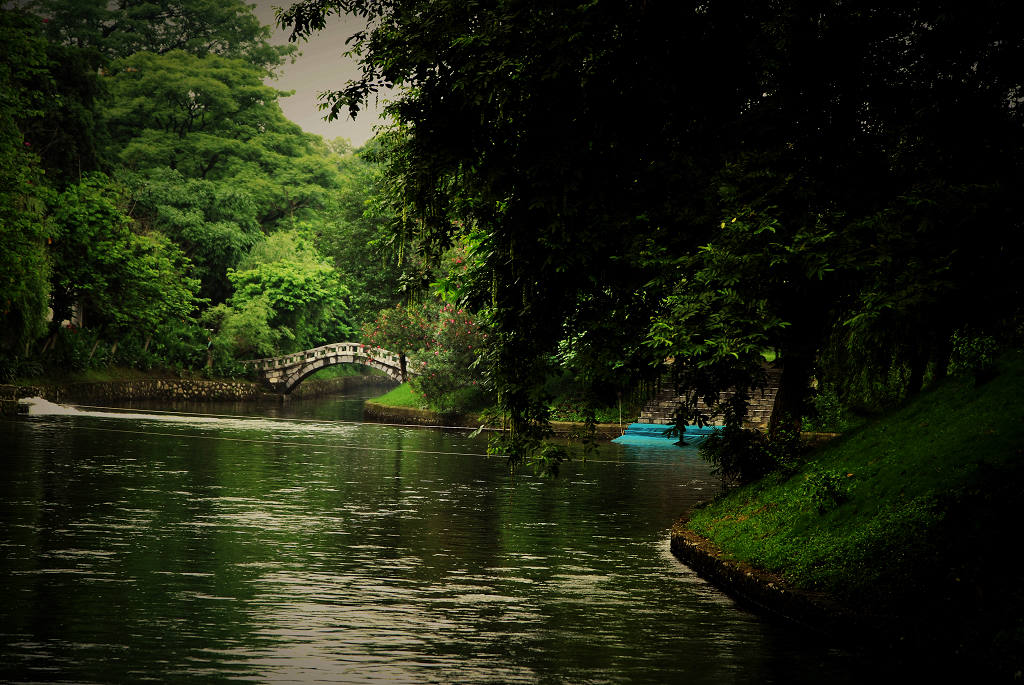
top-left (1, 386), bottom-right (870, 683)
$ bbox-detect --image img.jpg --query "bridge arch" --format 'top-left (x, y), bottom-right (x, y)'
top-left (241, 342), bottom-right (411, 394)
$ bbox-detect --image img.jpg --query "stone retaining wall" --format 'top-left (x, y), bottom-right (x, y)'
top-left (23, 379), bottom-right (273, 405)
top-left (4, 376), bottom-right (274, 403)
top-left (550, 420), bottom-right (625, 440)
top-left (1, 384), bottom-right (21, 416)
top-left (4, 374), bottom-right (395, 409)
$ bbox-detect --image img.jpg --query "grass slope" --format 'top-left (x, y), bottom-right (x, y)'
top-left (687, 352), bottom-right (1024, 673)
top-left (366, 383), bottom-right (428, 409)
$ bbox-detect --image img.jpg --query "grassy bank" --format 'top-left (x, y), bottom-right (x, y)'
top-left (370, 383), bottom-right (637, 421)
top-left (685, 352), bottom-right (1024, 674)
top-left (368, 383), bottom-right (428, 409)
top-left (365, 384), bottom-right (629, 438)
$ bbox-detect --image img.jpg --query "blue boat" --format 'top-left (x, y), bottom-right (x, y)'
top-left (611, 422), bottom-right (721, 447)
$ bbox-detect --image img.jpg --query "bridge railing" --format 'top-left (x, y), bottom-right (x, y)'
top-left (240, 342), bottom-right (404, 372)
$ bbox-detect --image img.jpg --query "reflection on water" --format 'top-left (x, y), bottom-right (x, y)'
top-left (1, 390), bottom-right (868, 683)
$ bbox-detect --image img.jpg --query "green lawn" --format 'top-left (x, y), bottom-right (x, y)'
top-left (370, 383), bottom-right (634, 423)
top-left (687, 352), bottom-right (1024, 673)
top-left (366, 383), bottom-right (428, 409)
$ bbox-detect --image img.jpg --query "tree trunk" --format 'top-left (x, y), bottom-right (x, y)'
top-left (907, 353), bottom-right (926, 398)
top-left (930, 335), bottom-right (953, 385)
top-left (399, 352), bottom-right (408, 383)
top-left (768, 355), bottom-right (813, 436)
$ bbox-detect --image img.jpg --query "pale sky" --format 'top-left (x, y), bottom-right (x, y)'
top-left (252, 2), bottom-right (388, 147)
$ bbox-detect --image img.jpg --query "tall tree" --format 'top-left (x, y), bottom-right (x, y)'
top-left (311, 138), bottom-right (405, 326)
top-left (103, 50), bottom-right (350, 302)
top-left (280, 0), bottom-right (1024, 462)
top-left (208, 231), bottom-right (353, 358)
top-left (0, 9), bottom-right (53, 357)
top-left (124, 167), bottom-right (262, 304)
top-left (30, 0), bottom-right (294, 71)
top-left (280, 0), bottom-right (742, 463)
top-left (650, 1), bottom-right (1024, 424)
top-left (47, 172), bottom-right (202, 341)
top-left (102, 50), bottom-right (288, 177)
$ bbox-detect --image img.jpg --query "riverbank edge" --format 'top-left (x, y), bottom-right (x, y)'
top-left (670, 518), bottom-right (998, 679)
top-left (0, 375), bottom-right (393, 412)
top-left (669, 522), bottom-right (874, 639)
top-left (363, 399), bottom-right (626, 438)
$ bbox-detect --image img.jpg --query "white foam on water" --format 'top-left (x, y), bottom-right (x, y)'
top-left (18, 396), bottom-right (357, 438)
top-left (21, 397), bottom-right (84, 415)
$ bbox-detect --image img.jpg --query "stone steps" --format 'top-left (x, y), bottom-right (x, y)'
top-left (636, 366), bottom-right (781, 430)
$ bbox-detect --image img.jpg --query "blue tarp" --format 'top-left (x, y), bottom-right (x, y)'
top-left (611, 422), bottom-right (721, 447)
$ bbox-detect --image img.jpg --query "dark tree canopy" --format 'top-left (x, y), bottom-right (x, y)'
top-left (278, 0), bottom-right (1023, 462)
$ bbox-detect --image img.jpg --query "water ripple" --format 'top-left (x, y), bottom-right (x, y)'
top-left (1, 403), bottom-right (870, 684)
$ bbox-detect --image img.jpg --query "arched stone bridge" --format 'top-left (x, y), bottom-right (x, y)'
top-left (241, 342), bottom-right (411, 394)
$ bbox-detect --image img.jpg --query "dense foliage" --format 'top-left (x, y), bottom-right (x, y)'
top-left (360, 301), bottom-right (435, 370)
top-left (0, 2), bottom-right (405, 380)
top-left (4, 0), bottom-right (1022, 479)
top-left (361, 301), bottom-right (489, 410)
top-left (410, 304), bottom-right (488, 412)
top-left (205, 231), bottom-right (353, 360)
top-left (280, 0), bottom-right (1023, 467)
top-left (1, 10), bottom-right (57, 358)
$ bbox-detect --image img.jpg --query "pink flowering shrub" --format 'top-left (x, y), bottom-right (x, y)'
top-left (360, 301), bottom-right (490, 411)
top-left (360, 302), bottom-right (436, 356)
top-left (410, 304), bottom-right (489, 412)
